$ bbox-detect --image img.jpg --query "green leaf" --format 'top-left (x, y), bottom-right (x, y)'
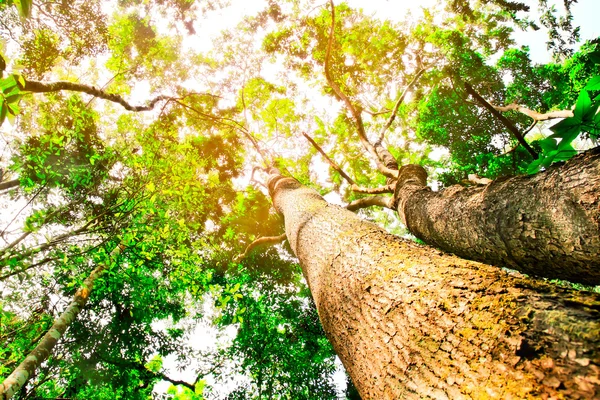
top-left (0, 103), bottom-right (6, 126)
top-left (573, 90), bottom-right (592, 121)
top-left (589, 50), bottom-right (600, 65)
top-left (537, 137), bottom-right (557, 154)
top-left (0, 76), bottom-right (16, 92)
top-left (526, 158), bottom-right (543, 175)
top-left (585, 76), bottom-right (600, 91)
top-left (6, 94), bottom-right (21, 104)
top-left (14, 0), bottom-right (32, 18)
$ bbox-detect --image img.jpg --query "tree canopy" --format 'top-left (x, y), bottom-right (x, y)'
top-left (0, 0), bottom-right (598, 398)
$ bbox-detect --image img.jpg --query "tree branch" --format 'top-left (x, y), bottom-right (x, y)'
top-left (324, 0), bottom-right (398, 179)
top-left (464, 82), bottom-right (538, 159)
top-left (351, 183), bottom-right (394, 194)
top-left (23, 80), bottom-right (171, 112)
top-left (345, 196), bottom-right (393, 211)
top-left (233, 234), bottom-right (287, 263)
top-left (0, 179), bottom-right (19, 191)
top-left (302, 132), bottom-right (356, 185)
top-left (493, 103), bottom-right (574, 121)
top-left (376, 69), bottom-right (426, 143)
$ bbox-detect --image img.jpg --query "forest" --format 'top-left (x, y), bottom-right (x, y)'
top-left (0, 0), bottom-right (599, 398)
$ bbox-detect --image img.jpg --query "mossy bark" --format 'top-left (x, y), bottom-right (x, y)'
top-left (394, 148), bottom-right (600, 285)
top-left (268, 173), bottom-right (600, 400)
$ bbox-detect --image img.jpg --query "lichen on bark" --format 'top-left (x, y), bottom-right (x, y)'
top-left (268, 171), bottom-right (600, 399)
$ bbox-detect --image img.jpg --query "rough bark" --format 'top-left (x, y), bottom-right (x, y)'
top-left (0, 244), bottom-right (124, 400)
top-left (394, 148), bottom-right (600, 285)
top-left (268, 172), bottom-right (600, 400)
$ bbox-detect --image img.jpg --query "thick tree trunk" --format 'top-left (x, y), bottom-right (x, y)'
top-left (268, 172), bottom-right (600, 400)
top-left (0, 244), bottom-right (124, 400)
top-left (394, 148), bottom-right (600, 285)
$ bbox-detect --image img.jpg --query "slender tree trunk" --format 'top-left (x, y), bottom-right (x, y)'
top-left (268, 172), bottom-right (600, 399)
top-left (0, 244), bottom-right (124, 400)
top-left (393, 148), bottom-right (600, 285)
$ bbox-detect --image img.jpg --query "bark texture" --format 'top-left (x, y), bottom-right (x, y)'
top-left (395, 148), bottom-right (600, 285)
top-left (0, 244), bottom-right (124, 400)
top-left (268, 173), bottom-right (600, 400)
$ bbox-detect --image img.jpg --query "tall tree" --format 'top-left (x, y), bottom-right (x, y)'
top-left (267, 169), bottom-right (600, 399)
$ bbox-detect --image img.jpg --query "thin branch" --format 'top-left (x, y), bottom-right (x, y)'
top-left (493, 103), bottom-right (574, 121)
top-left (351, 183), bottom-right (394, 194)
top-left (346, 196), bottom-right (393, 211)
top-left (302, 132), bottom-right (356, 185)
top-left (1, 231), bottom-right (32, 254)
top-left (376, 68), bottom-right (426, 143)
top-left (363, 108), bottom-right (392, 116)
top-left (464, 82), bottom-right (538, 159)
top-left (233, 234), bottom-right (287, 263)
top-left (0, 179), bottom-right (19, 191)
top-left (0, 184), bottom-right (45, 239)
top-left (324, 0), bottom-right (398, 179)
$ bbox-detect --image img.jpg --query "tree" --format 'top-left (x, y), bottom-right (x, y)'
top-left (260, 0), bottom-right (600, 284)
top-left (267, 169), bottom-right (600, 398)
top-left (1, 0), bottom-right (600, 398)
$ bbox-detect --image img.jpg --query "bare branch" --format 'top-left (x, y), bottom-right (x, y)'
top-left (351, 183), bottom-right (394, 194)
top-left (233, 234), bottom-right (287, 263)
top-left (376, 68), bottom-right (426, 143)
top-left (493, 103), bottom-right (574, 121)
top-left (464, 82), bottom-right (538, 159)
top-left (324, 0), bottom-right (398, 179)
top-left (346, 196), bottom-right (393, 211)
top-left (302, 132), bottom-right (356, 185)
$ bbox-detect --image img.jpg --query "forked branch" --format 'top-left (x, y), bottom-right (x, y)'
top-left (324, 0), bottom-right (398, 179)
top-left (464, 82), bottom-right (538, 159)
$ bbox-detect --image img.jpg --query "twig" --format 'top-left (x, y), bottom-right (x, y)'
top-left (302, 132), bottom-right (356, 185)
top-left (233, 234), bottom-right (287, 263)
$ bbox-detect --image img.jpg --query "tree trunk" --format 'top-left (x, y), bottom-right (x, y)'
top-left (0, 244), bottom-right (124, 400)
top-left (393, 148), bottom-right (600, 285)
top-left (268, 172), bottom-right (600, 400)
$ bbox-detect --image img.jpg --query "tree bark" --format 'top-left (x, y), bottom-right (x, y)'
top-left (394, 148), bottom-right (600, 285)
top-left (0, 179), bottom-right (19, 191)
top-left (268, 172), bottom-right (600, 400)
top-left (0, 244), bottom-right (124, 400)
